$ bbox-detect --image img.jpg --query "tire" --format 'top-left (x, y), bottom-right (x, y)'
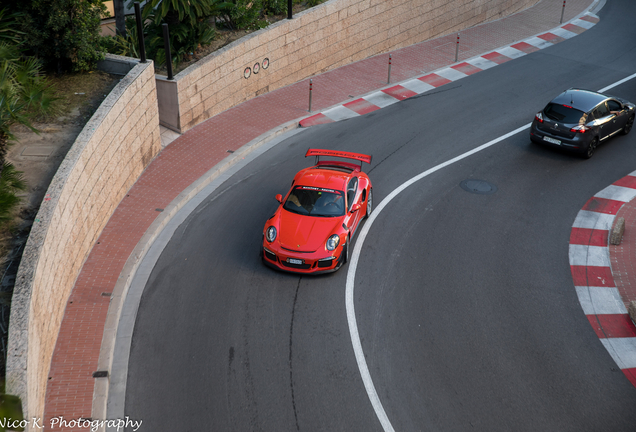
top-left (622, 115), bottom-right (635, 135)
top-left (584, 137), bottom-right (598, 159)
top-left (334, 240), bottom-right (348, 271)
top-left (343, 239), bottom-right (349, 264)
top-left (365, 188), bottom-right (373, 218)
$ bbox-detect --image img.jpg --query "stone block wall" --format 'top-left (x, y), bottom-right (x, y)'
top-left (171, 0), bottom-right (538, 132)
top-left (6, 57), bottom-right (162, 421)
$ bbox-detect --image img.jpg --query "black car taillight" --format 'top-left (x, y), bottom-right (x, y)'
top-left (535, 112), bottom-right (544, 123)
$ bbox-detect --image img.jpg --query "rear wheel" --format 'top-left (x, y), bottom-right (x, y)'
top-left (622, 115), bottom-right (635, 135)
top-left (365, 188), bottom-right (373, 218)
top-left (584, 137), bottom-right (598, 159)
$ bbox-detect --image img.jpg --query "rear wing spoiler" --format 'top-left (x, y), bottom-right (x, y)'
top-left (305, 148), bottom-right (372, 165)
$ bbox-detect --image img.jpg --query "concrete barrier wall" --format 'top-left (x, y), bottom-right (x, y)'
top-left (168, 0), bottom-right (538, 133)
top-left (6, 55), bottom-right (162, 421)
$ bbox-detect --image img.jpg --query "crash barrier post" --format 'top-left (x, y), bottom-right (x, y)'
top-left (162, 23), bottom-right (174, 80)
top-left (308, 79), bottom-right (313, 112)
top-left (560, 0), bottom-right (566, 24)
top-left (455, 32), bottom-right (460, 62)
top-left (387, 54), bottom-right (392, 84)
top-left (134, 2), bottom-right (146, 63)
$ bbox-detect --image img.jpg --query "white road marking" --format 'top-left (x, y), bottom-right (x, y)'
top-left (572, 18), bottom-right (596, 30)
top-left (569, 244), bottom-right (611, 267)
top-left (467, 56), bottom-right (499, 70)
top-left (345, 72), bottom-right (636, 432)
top-left (551, 27), bottom-right (578, 39)
top-left (366, 91), bottom-right (402, 108)
top-left (400, 78), bottom-right (435, 94)
top-left (346, 124), bottom-right (529, 432)
top-left (435, 67), bottom-right (468, 81)
top-left (497, 46), bottom-right (527, 60)
top-left (595, 184), bottom-right (636, 202)
top-left (600, 338), bottom-right (636, 369)
top-left (324, 105), bottom-right (360, 121)
top-left (575, 286), bottom-right (628, 315)
top-left (572, 210), bottom-right (615, 230)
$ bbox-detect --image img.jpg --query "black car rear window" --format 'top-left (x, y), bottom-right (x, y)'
top-left (544, 103), bottom-right (586, 124)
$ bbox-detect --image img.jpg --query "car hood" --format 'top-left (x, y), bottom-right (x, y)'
top-left (278, 210), bottom-right (341, 252)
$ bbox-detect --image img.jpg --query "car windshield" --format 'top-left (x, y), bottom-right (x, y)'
top-left (544, 103), bottom-right (586, 124)
top-left (283, 186), bottom-right (345, 217)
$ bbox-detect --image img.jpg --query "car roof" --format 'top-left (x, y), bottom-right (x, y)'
top-left (550, 89), bottom-right (609, 113)
top-left (295, 167), bottom-right (349, 191)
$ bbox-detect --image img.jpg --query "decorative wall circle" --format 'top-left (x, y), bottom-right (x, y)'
top-left (244, 67), bottom-right (251, 79)
top-left (253, 62), bottom-right (260, 74)
top-left (262, 58), bottom-right (269, 69)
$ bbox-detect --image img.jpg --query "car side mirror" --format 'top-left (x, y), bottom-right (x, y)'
top-left (275, 194), bottom-right (283, 203)
top-left (351, 203), bottom-right (361, 212)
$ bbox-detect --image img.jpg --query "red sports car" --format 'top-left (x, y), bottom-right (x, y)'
top-left (262, 149), bottom-right (373, 274)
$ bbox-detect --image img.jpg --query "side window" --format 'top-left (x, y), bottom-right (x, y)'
top-left (346, 177), bottom-right (358, 211)
top-left (595, 102), bottom-right (610, 118)
top-left (607, 99), bottom-right (622, 112)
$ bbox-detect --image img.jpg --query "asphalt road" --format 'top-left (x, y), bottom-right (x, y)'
top-left (125, 1), bottom-right (636, 430)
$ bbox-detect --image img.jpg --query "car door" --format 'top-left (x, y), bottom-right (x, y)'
top-left (592, 102), bottom-right (615, 141)
top-left (344, 176), bottom-right (362, 235)
top-left (607, 99), bottom-right (628, 132)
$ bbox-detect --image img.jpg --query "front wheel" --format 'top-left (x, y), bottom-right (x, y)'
top-left (343, 240), bottom-right (349, 264)
top-left (335, 241), bottom-right (348, 271)
top-left (584, 137), bottom-right (598, 159)
top-left (622, 115), bottom-right (635, 135)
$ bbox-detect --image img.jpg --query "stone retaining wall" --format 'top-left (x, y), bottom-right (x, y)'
top-left (6, 56), bottom-right (162, 421)
top-left (167, 0), bottom-right (538, 133)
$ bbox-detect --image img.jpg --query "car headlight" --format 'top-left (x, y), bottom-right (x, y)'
top-left (326, 234), bottom-right (340, 251)
top-left (266, 226), bottom-right (277, 242)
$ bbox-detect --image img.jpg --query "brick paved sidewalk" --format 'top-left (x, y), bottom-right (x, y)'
top-left (43, 0), bottom-right (600, 429)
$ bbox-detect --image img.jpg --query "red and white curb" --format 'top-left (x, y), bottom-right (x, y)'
top-left (300, 13), bottom-right (600, 128)
top-left (569, 173), bottom-right (636, 387)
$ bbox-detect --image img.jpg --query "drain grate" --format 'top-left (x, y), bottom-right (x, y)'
top-left (460, 179), bottom-right (497, 195)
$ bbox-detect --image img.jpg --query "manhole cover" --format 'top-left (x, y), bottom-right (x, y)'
top-left (21, 146), bottom-right (55, 157)
top-left (460, 179), bottom-right (497, 195)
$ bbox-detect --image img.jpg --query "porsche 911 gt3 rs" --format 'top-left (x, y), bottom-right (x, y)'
top-left (262, 149), bottom-right (373, 274)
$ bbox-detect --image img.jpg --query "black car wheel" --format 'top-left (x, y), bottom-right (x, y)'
top-left (343, 239), bottom-right (349, 264)
top-left (334, 240), bottom-right (348, 271)
top-left (365, 188), bottom-right (373, 218)
top-left (622, 115), bottom-right (635, 135)
top-left (584, 137), bottom-right (599, 159)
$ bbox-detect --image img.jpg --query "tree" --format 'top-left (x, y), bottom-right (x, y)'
top-left (16, 0), bottom-right (107, 73)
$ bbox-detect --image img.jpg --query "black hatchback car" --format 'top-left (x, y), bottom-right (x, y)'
top-left (530, 89), bottom-right (635, 158)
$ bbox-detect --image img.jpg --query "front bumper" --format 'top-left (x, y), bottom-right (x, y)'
top-left (261, 242), bottom-right (345, 274)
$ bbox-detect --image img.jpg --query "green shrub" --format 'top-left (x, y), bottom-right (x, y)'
top-left (103, 0), bottom-right (226, 69)
top-left (262, 0), bottom-right (287, 16)
top-left (15, 0), bottom-right (107, 73)
top-left (0, 163), bottom-right (27, 225)
top-left (222, 0), bottom-right (268, 30)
